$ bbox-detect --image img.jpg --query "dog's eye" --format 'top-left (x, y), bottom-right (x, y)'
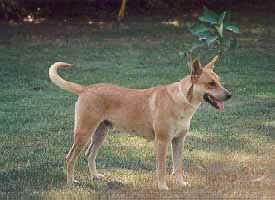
top-left (208, 81), bottom-right (216, 87)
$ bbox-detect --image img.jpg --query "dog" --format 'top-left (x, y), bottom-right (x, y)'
top-left (49, 55), bottom-right (231, 190)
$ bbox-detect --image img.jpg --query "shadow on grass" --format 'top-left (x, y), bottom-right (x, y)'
top-left (0, 161), bottom-right (65, 199)
top-left (0, 139), bottom-right (269, 198)
top-left (186, 134), bottom-right (262, 154)
top-left (260, 121), bottom-right (275, 139)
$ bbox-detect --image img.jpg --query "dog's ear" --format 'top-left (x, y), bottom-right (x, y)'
top-left (205, 55), bottom-right (219, 70)
top-left (191, 59), bottom-right (202, 83)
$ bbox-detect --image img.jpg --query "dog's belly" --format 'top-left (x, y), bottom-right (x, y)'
top-left (112, 121), bottom-right (155, 139)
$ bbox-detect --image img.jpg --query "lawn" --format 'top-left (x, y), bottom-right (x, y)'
top-left (0, 13), bottom-right (275, 199)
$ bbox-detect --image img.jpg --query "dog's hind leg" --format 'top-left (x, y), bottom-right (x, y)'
top-left (65, 101), bottom-right (102, 185)
top-left (85, 120), bottom-right (111, 180)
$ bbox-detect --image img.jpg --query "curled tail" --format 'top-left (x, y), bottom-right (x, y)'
top-left (49, 62), bottom-right (84, 95)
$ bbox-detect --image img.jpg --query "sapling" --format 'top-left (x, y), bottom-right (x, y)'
top-left (187, 6), bottom-right (240, 65)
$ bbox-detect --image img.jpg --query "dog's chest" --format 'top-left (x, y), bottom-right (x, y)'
top-left (169, 118), bottom-right (190, 138)
top-left (169, 109), bottom-right (195, 138)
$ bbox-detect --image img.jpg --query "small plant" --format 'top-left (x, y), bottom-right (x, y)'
top-left (188, 7), bottom-right (240, 58)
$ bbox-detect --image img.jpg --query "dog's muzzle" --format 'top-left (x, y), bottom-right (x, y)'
top-left (203, 92), bottom-right (231, 111)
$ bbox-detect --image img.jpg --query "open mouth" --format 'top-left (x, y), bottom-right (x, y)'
top-left (203, 93), bottom-right (224, 111)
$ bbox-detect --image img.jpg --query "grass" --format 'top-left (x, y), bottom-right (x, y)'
top-left (0, 14), bottom-right (275, 199)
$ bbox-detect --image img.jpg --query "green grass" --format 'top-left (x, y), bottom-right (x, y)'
top-left (0, 15), bottom-right (275, 199)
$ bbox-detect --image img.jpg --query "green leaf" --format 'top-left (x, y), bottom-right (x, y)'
top-left (206, 36), bottom-right (218, 47)
top-left (196, 31), bottom-right (214, 41)
top-left (218, 11), bottom-right (226, 25)
top-left (214, 11), bottom-right (226, 38)
top-left (215, 24), bottom-right (223, 38)
top-left (225, 24), bottom-right (240, 33)
top-left (198, 6), bottom-right (218, 24)
top-left (191, 41), bottom-right (205, 52)
top-left (224, 10), bottom-right (232, 22)
top-left (189, 22), bottom-right (209, 36)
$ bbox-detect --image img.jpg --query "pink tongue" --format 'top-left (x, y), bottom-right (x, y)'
top-left (216, 101), bottom-right (224, 111)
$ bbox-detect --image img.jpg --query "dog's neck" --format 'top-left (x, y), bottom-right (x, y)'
top-left (167, 76), bottom-right (201, 111)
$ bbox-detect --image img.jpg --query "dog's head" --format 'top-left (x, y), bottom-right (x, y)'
top-left (188, 56), bottom-right (231, 111)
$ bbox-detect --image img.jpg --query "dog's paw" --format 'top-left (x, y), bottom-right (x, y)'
top-left (175, 175), bottom-right (190, 187)
top-left (73, 179), bottom-right (81, 185)
top-left (177, 180), bottom-right (190, 187)
top-left (92, 173), bottom-right (105, 180)
top-left (158, 183), bottom-right (169, 190)
top-left (67, 179), bottom-right (80, 187)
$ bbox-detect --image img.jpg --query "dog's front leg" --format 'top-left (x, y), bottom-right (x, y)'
top-left (171, 134), bottom-right (188, 187)
top-left (155, 139), bottom-right (169, 190)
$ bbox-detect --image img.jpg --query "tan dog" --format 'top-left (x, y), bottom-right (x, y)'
top-left (49, 56), bottom-right (231, 190)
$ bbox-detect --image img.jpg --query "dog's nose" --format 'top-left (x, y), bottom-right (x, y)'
top-left (226, 93), bottom-right (232, 100)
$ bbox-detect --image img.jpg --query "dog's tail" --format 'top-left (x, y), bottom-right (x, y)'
top-left (49, 62), bottom-right (84, 95)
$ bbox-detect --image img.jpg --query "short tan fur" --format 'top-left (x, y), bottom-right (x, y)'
top-left (49, 56), bottom-right (231, 190)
